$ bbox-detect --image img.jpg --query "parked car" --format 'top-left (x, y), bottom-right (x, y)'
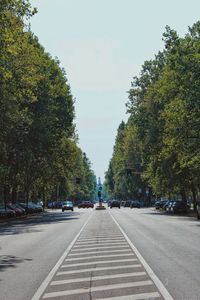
top-left (124, 200), bottom-right (132, 207)
top-left (0, 204), bottom-right (16, 218)
top-left (171, 201), bottom-right (188, 214)
top-left (110, 200), bottom-right (120, 208)
top-left (155, 199), bottom-right (168, 209)
top-left (130, 200), bottom-right (141, 208)
top-left (19, 202), bottom-right (43, 214)
top-left (6, 203), bottom-right (24, 216)
top-left (165, 200), bottom-right (176, 212)
top-left (62, 201), bottom-right (74, 212)
top-left (78, 201), bottom-right (94, 208)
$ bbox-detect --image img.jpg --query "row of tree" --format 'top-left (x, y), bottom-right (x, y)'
top-left (105, 21), bottom-right (200, 208)
top-left (0, 0), bottom-right (96, 205)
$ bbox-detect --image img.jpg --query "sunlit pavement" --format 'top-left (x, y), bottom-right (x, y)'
top-left (32, 210), bottom-right (171, 300)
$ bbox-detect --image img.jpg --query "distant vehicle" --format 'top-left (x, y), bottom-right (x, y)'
top-left (62, 201), bottom-right (74, 212)
top-left (78, 201), bottom-right (94, 209)
top-left (155, 200), bottom-right (168, 209)
top-left (124, 200), bottom-right (132, 207)
top-left (6, 203), bottom-right (24, 216)
top-left (171, 201), bottom-right (188, 214)
top-left (0, 204), bottom-right (16, 218)
top-left (19, 202), bottom-right (43, 213)
top-left (165, 200), bottom-right (177, 212)
top-left (130, 200), bottom-right (141, 208)
top-left (110, 200), bottom-right (120, 209)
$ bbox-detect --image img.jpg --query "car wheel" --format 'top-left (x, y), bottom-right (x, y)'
top-left (72, 208), bottom-right (74, 211)
top-left (62, 209), bottom-right (64, 212)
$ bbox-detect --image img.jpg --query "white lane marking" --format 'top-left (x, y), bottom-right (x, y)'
top-left (110, 212), bottom-right (174, 300)
top-left (76, 240), bottom-right (125, 245)
top-left (77, 237), bottom-right (125, 241)
top-left (51, 271), bottom-right (147, 285)
top-left (30, 212), bottom-right (94, 300)
top-left (97, 292), bottom-right (161, 300)
top-left (61, 258), bottom-right (138, 268)
top-left (71, 245), bottom-right (129, 252)
top-left (43, 280), bottom-right (153, 298)
top-left (80, 235), bottom-right (122, 238)
top-left (68, 249), bottom-right (132, 256)
top-left (65, 253), bottom-right (134, 261)
top-left (57, 264), bottom-right (142, 275)
top-left (73, 242), bottom-right (127, 248)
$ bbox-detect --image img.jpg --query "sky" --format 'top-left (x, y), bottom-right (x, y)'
top-left (30, 0), bottom-right (200, 181)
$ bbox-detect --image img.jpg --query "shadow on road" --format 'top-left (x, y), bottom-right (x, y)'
top-left (0, 255), bottom-right (32, 272)
top-left (141, 209), bottom-right (198, 222)
top-left (0, 211), bottom-right (81, 236)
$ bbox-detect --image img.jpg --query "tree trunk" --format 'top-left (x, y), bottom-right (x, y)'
top-left (191, 183), bottom-right (197, 212)
top-left (180, 188), bottom-right (187, 203)
top-left (11, 188), bottom-right (17, 203)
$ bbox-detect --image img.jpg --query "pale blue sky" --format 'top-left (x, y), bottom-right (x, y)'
top-left (30, 0), bottom-right (200, 180)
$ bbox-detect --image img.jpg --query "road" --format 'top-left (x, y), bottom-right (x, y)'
top-left (0, 209), bottom-right (91, 300)
top-left (110, 207), bottom-right (200, 300)
top-left (0, 207), bottom-right (200, 299)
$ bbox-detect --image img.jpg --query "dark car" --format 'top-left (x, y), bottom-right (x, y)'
top-left (130, 200), bottom-right (141, 208)
top-left (164, 200), bottom-right (177, 212)
top-left (110, 200), bottom-right (120, 208)
top-left (171, 201), bottom-right (188, 214)
top-left (78, 201), bottom-right (94, 208)
top-left (0, 205), bottom-right (16, 218)
top-left (155, 199), bottom-right (168, 209)
top-left (6, 203), bottom-right (24, 216)
top-left (62, 201), bottom-right (74, 212)
top-left (124, 200), bottom-right (132, 207)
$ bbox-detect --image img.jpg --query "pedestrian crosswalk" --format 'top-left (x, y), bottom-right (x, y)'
top-left (33, 211), bottom-right (172, 300)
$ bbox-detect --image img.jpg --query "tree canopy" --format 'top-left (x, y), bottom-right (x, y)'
top-left (105, 21), bottom-right (200, 208)
top-left (0, 0), bottom-right (96, 205)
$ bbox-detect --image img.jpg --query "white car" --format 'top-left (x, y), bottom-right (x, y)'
top-left (62, 201), bottom-right (74, 212)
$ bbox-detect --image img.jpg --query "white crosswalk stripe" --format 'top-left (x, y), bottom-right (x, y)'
top-left (43, 281), bottom-right (153, 298)
top-left (57, 264), bottom-right (142, 276)
top-left (61, 258), bottom-right (138, 268)
top-left (97, 292), bottom-right (161, 300)
top-left (65, 252), bottom-right (134, 261)
top-left (50, 271), bottom-right (147, 286)
top-left (71, 245), bottom-right (130, 251)
top-left (68, 248), bottom-right (132, 256)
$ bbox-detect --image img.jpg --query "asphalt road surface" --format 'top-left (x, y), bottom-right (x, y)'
top-left (1, 206), bottom-right (200, 300)
top-left (0, 209), bottom-right (91, 300)
top-left (109, 207), bottom-right (200, 300)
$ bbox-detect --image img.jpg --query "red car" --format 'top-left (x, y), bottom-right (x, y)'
top-left (78, 201), bottom-right (94, 208)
